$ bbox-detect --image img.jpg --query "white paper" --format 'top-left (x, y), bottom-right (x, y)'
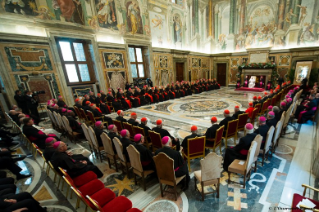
top-left (238, 161), bottom-right (245, 165)
top-left (296, 198), bottom-right (316, 211)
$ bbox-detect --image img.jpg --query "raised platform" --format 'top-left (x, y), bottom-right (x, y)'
top-left (235, 87), bottom-right (265, 92)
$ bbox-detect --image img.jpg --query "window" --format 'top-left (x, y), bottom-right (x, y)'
top-left (129, 47), bottom-right (145, 79)
top-left (56, 38), bottom-right (96, 85)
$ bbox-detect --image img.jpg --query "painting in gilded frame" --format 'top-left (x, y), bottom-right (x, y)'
top-left (103, 52), bottom-right (125, 69)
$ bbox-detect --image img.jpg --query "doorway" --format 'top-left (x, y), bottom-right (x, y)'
top-left (176, 62), bottom-right (184, 82)
top-left (217, 63), bottom-right (226, 86)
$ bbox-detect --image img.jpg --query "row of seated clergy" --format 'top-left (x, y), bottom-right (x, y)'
top-left (63, 110), bottom-right (84, 134)
top-left (43, 140), bottom-right (103, 178)
top-left (22, 117), bottom-right (59, 149)
top-left (294, 94), bottom-right (318, 123)
top-left (9, 107), bottom-right (40, 126)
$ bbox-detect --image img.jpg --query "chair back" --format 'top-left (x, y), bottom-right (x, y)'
top-left (261, 100), bottom-right (268, 113)
top-left (226, 119), bottom-right (238, 136)
top-left (81, 123), bottom-right (94, 150)
top-left (149, 130), bottom-right (162, 150)
top-left (79, 108), bottom-right (88, 121)
top-left (86, 195), bottom-right (103, 211)
top-left (87, 111), bottom-right (96, 124)
top-left (214, 125), bottom-right (224, 146)
top-left (200, 152), bottom-right (223, 181)
top-left (283, 106), bottom-right (292, 128)
top-left (88, 126), bottom-right (99, 149)
top-left (62, 116), bottom-right (73, 134)
top-left (237, 113), bottom-right (248, 130)
top-left (245, 141), bottom-right (257, 172)
top-left (271, 95), bottom-right (276, 106)
top-left (101, 132), bottom-right (115, 156)
top-left (113, 137), bottom-right (126, 163)
top-left (254, 103), bottom-right (261, 114)
top-left (253, 134), bottom-right (263, 159)
top-left (251, 108), bottom-right (258, 123)
top-left (123, 122), bottom-right (134, 137)
top-left (272, 120), bottom-right (283, 145)
top-left (73, 106), bottom-right (81, 119)
top-left (187, 136), bottom-right (206, 157)
top-left (264, 126), bottom-right (275, 153)
top-left (127, 144), bottom-right (143, 173)
top-left (113, 120), bottom-right (123, 132)
top-left (133, 126), bottom-right (145, 136)
top-left (53, 112), bottom-right (62, 128)
top-left (153, 153), bottom-right (176, 183)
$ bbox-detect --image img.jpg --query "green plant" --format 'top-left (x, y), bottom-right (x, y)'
top-left (288, 68), bottom-right (295, 83)
top-left (308, 68), bottom-right (318, 87)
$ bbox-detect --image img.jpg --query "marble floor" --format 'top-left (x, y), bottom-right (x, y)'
top-left (9, 87), bottom-right (318, 212)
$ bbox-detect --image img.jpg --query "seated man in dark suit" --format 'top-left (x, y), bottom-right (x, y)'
top-left (205, 117), bottom-right (220, 145)
top-left (51, 141), bottom-right (103, 178)
top-left (116, 110), bottom-right (127, 123)
top-left (223, 123), bottom-right (257, 171)
top-left (128, 112), bottom-right (139, 126)
top-left (119, 130), bottom-right (135, 162)
top-left (266, 111), bottom-right (277, 128)
top-left (94, 121), bottom-right (104, 147)
top-left (219, 110), bottom-right (234, 136)
top-left (43, 137), bottom-right (57, 161)
top-left (232, 105), bottom-right (244, 120)
top-left (181, 125), bottom-right (200, 154)
top-left (155, 136), bottom-right (190, 190)
top-left (133, 134), bottom-right (155, 171)
top-left (152, 119), bottom-right (180, 151)
top-left (138, 117), bottom-right (151, 137)
top-left (254, 116), bottom-right (269, 149)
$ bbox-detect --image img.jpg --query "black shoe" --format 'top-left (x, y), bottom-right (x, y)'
top-left (16, 174), bottom-right (32, 180)
top-left (12, 155), bottom-right (26, 162)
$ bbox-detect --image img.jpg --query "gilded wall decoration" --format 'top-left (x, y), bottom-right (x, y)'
top-left (201, 59), bottom-right (208, 68)
top-left (71, 85), bottom-right (94, 97)
top-left (153, 53), bottom-right (173, 85)
top-left (188, 56), bottom-right (211, 81)
top-left (277, 67), bottom-right (289, 81)
top-left (192, 58), bottom-right (201, 67)
top-left (106, 71), bottom-right (126, 90)
top-left (231, 58), bottom-right (239, 67)
top-left (4, 47), bottom-right (53, 72)
top-left (103, 52), bottom-right (125, 69)
top-left (279, 55), bottom-right (291, 66)
top-left (230, 68), bottom-right (238, 83)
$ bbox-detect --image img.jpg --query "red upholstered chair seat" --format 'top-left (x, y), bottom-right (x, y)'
top-left (292, 193), bottom-right (319, 212)
top-left (102, 196), bottom-right (133, 212)
top-left (78, 179), bottom-right (105, 197)
top-left (72, 171), bottom-right (97, 187)
top-left (127, 208), bottom-right (142, 212)
top-left (90, 188), bottom-right (116, 207)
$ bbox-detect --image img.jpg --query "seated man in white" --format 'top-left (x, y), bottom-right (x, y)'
top-left (249, 76), bottom-right (256, 88)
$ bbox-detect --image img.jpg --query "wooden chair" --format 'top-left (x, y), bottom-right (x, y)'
top-left (73, 106), bottom-right (83, 122)
top-left (271, 95), bottom-right (276, 107)
top-left (133, 126), bottom-right (152, 149)
top-left (251, 134), bottom-right (263, 172)
top-left (36, 148), bottom-right (50, 175)
top-left (228, 141), bottom-right (257, 188)
top-left (194, 152), bottom-right (223, 200)
top-left (259, 100), bottom-right (269, 115)
top-left (254, 103), bottom-right (261, 115)
top-left (223, 119), bottom-right (239, 147)
top-left (122, 122), bottom-right (135, 140)
top-left (80, 108), bottom-right (91, 125)
top-left (127, 145), bottom-right (154, 191)
top-left (273, 120), bottom-right (283, 151)
top-left (205, 126), bottom-right (224, 154)
top-left (88, 126), bottom-right (104, 162)
top-left (48, 161), bottom-right (63, 190)
top-left (70, 186), bottom-right (95, 211)
top-left (153, 153), bottom-right (186, 201)
top-left (237, 113), bottom-right (248, 131)
top-left (81, 123), bottom-right (94, 153)
top-left (259, 126), bottom-right (275, 166)
top-left (87, 111), bottom-right (108, 127)
top-left (182, 136), bottom-right (206, 171)
top-left (250, 108), bottom-right (258, 124)
top-left (101, 132), bottom-right (118, 172)
top-left (113, 120), bottom-right (123, 132)
top-left (113, 137), bottom-right (131, 177)
top-left (291, 184), bottom-right (319, 211)
top-left (62, 116), bottom-right (81, 143)
top-left (149, 130), bottom-right (162, 152)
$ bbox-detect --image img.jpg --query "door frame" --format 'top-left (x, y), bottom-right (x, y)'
top-left (173, 58), bottom-right (187, 81)
top-left (213, 61), bottom-right (229, 87)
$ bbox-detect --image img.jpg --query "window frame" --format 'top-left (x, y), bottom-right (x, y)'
top-left (129, 46), bottom-right (146, 79)
top-left (56, 37), bottom-right (96, 85)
